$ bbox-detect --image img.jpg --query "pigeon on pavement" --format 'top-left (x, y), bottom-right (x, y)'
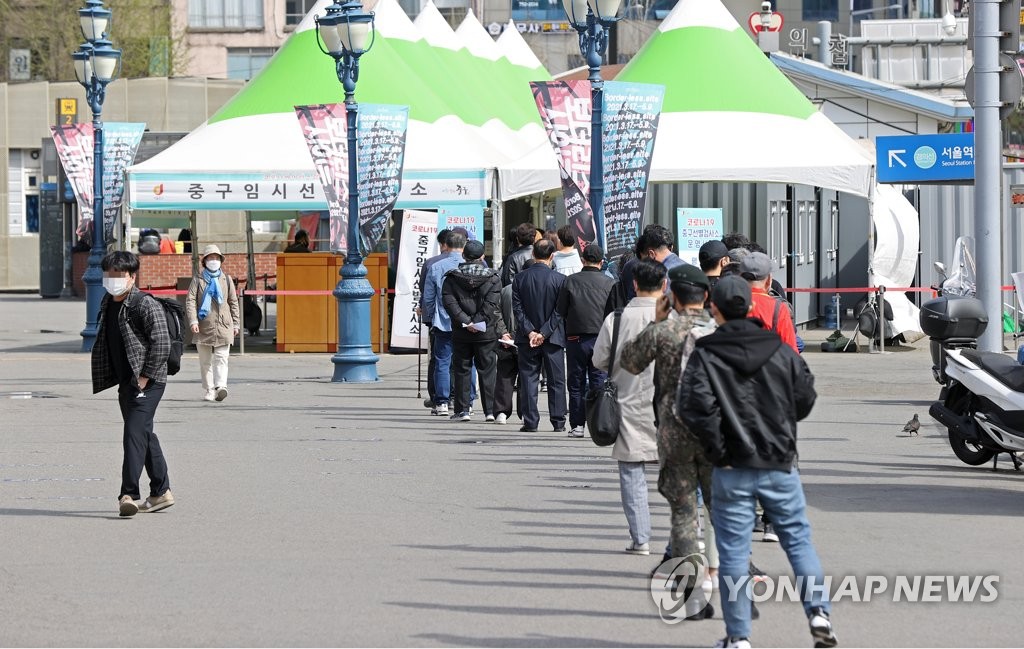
top-left (902, 414), bottom-right (920, 436)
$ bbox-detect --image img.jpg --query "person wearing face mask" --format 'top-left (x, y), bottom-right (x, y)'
top-left (185, 245), bottom-right (240, 402)
top-left (91, 250), bottom-right (175, 517)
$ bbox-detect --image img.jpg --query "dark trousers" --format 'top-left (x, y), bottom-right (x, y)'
top-left (453, 338), bottom-right (497, 416)
top-left (518, 342), bottom-right (567, 430)
top-left (117, 381), bottom-right (170, 500)
top-left (426, 326), bottom-right (437, 402)
top-left (566, 335), bottom-right (606, 428)
top-left (494, 349), bottom-right (520, 419)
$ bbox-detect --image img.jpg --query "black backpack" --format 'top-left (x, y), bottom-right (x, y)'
top-left (131, 294), bottom-right (186, 376)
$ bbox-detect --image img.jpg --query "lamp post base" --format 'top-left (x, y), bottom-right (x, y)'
top-left (331, 259), bottom-right (380, 383)
top-left (80, 248), bottom-right (105, 353)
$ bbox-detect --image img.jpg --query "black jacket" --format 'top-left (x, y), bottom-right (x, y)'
top-left (441, 262), bottom-right (505, 342)
top-left (557, 267), bottom-right (616, 336)
top-left (500, 244), bottom-right (533, 287)
top-left (677, 318), bottom-right (816, 471)
top-left (512, 262), bottom-right (566, 348)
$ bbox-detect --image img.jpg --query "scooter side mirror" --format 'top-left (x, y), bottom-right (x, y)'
top-left (934, 261), bottom-right (948, 279)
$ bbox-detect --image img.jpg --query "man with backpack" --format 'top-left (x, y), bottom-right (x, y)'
top-left (740, 252), bottom-right (799, 353)
top-left (91, 251), bottom-right (176, 518)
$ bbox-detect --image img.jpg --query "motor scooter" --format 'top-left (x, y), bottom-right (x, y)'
top-left (921, 242), bottom-right (1024, 470)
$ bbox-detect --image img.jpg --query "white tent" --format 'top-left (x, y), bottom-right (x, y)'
top-left (496, 0), bottom-right (875, 200)
top-left (127, 0), bottom-right (550, 212)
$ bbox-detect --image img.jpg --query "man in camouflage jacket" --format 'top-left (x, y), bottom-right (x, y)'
top-left (619, 264), bottom-right (716, 569)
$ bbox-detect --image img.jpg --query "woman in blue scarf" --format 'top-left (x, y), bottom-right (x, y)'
top-left (185, 244), bottom-right (240, 402)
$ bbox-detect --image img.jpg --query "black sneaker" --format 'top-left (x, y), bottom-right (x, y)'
top-left (762, 522), bottom-right (779, 543)
top-left (713, 637), bottom-right (750, 648)
top-left (809, 606), bottom-right (838, 647)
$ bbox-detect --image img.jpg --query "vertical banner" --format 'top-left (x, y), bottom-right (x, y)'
top-left (357, 104), bottom-right (409, 252)
top-left (51, 124), bottom-right (95, 239)
top-left (101, 123), bottom-right (146, 243)
top-left (676, 208), bottom-right (725, 266)
top-left (531, 80), bottom-right (596, 249)
top-left (391, 210), bottom-right (440, 349)
top-left (601, 81), bottom-right (664, 260)
top-left (295, 104), bottom-right (349, 252)
top-left (438, 203), bottom-right (485, 241)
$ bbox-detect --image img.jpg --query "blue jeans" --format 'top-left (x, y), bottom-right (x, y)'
top-left (712, 467), bottom-right (829, 639)
top-left (566, 335), bottom-right (606, 428)
top-left (432, 328), bottom-right (453, 405)
top-left (618, 461), bottom-right (651, 545)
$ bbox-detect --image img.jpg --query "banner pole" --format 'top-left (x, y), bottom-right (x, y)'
top-left (417, 312), bottom-right (422, 399)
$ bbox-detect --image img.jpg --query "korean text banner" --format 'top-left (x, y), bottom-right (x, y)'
top-left (601, 81), bottom-right (664, 261)
top-left (358, 104), bottom-right (409, 253)
top-left (102, 123), bottom-right (146, 243)
top-left (295, 104), bottom-right (349, 252)
top-left (438, 203), bottom-right (485, 241)
top-left (392, 210), bottom-right (440, 350)
top-left (51, 124), bottom-right (94, 239)
top-left (531, 80), bottom-right (596, 250)
top-left (676, 208), bottom-right (724, 266)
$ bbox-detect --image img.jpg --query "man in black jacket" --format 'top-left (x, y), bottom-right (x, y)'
top-left (512, 239), bottom-right (567, 432)
top-left (500, 222), bottom-right (538, 287)
top-left (442, 240), bottom-right (505, 422)
top-left (677, 276), bottom-right (837, 649)
top-left (556, 243), bottom-right (615, 438)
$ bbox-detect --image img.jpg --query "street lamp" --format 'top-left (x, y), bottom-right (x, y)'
top-left (75, 0), bottom-right (122, 353)
top-left (315, 0), bottom-right (379, 382)
top-left (562, 0), bottom-right (622, 251)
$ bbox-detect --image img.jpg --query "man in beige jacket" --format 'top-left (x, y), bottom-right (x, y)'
top-left (185, 245), bottom-right (240, 402)
top-left (593, 258), bottom-right (666, 555)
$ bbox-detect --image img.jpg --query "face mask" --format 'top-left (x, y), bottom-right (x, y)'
top-left (103, 277), bottom-right (131, 297)
top-left (205, 260), bottom-right (221, 272)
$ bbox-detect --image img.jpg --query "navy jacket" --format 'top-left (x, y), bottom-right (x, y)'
top-left (511, 262), bottom-right (566, 348)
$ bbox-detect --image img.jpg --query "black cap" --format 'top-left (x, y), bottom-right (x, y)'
top-left (698, 240), bottom-right (729, 266)
top-left (711, 275), bottom-right (752, 320)
top-left (581, 243), bottom-right (604, 263)
top-left (463, 239), bottom-right (485, 261)
top-left (667, 263), bottom-right (709, 289)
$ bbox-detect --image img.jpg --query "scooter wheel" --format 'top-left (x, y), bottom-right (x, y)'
top-left (948, 429), bottom-right (996, 466)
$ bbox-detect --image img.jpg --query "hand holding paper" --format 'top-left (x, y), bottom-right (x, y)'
top-left (463, 321), bottom-right (487, 333)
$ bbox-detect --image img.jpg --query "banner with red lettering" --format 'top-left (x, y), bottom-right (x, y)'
top-left (391, 210), bottom-right (440, 350)
top-left (51, 124), bottom-right (95, 239)
top-left (295, 104), bottom-right (349, 252)
top-left (531, 80), bottom-right (596, 250)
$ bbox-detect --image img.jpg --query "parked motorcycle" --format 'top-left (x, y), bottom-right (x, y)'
top-left (921, 291), bottom-right (1024, 471)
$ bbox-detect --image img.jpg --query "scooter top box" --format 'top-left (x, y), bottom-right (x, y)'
top-left (920, 296), bottom-right (988, 340)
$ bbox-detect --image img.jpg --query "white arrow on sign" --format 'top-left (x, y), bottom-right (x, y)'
top-left (888, 149), bottom-right (907, 168)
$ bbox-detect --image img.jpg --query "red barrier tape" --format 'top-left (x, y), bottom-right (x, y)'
top-left (784, 286), bottom-right (1016, 294)
top-left (145, 289), bottom-right (188, 296)
top-left (241, 289), bottom-right (397, 296)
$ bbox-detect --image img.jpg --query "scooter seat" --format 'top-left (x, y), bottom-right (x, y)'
top-left (961, 350), bottom-right (1024, 392)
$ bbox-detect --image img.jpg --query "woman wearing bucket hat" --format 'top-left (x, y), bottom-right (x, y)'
top-left (185, 244), bottom-right (240, 402)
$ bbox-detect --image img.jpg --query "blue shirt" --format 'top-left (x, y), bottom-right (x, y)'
top-left (422, 251), bottom-right (464, 332)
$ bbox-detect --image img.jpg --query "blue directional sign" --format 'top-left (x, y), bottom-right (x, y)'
top-left (876, 133), bottom-right (975, 183)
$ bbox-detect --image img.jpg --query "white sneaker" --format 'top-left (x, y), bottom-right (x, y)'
top-left (485, 414), bottom-right (495, 423)
top-left (203, 390), bottom-right (216, 402)
top-left (624, 541), bottom-right (650, 555)
top-left (809, 607), bottom-right (838, 647)
top-left (495, 413), bottom-right (507, 425)
top-left (713, 637), bottom-right (751, 648)
top-left (435, 403), bottom-right (448, 416)
top-left (215, 387), bottom-right (228, 402)
top-left (568, 426), bottom-right (585, 438)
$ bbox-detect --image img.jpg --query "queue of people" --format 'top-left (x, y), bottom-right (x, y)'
top-left (415, 224), bottom-right (834, 649)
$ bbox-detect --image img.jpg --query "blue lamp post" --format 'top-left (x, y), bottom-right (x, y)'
top-left (74, 0), bottom-right (122, 353)
top-left (316, 0), bottom-right (380, 382)
top-left (562, 0), bottom-right (622, 252)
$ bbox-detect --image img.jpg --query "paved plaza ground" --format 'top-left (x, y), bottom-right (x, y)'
top-left (0, 294), bottom-right (1021, 647)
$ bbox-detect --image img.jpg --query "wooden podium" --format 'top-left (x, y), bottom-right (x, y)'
top-left (276, 253), bottom-right (389, 353)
